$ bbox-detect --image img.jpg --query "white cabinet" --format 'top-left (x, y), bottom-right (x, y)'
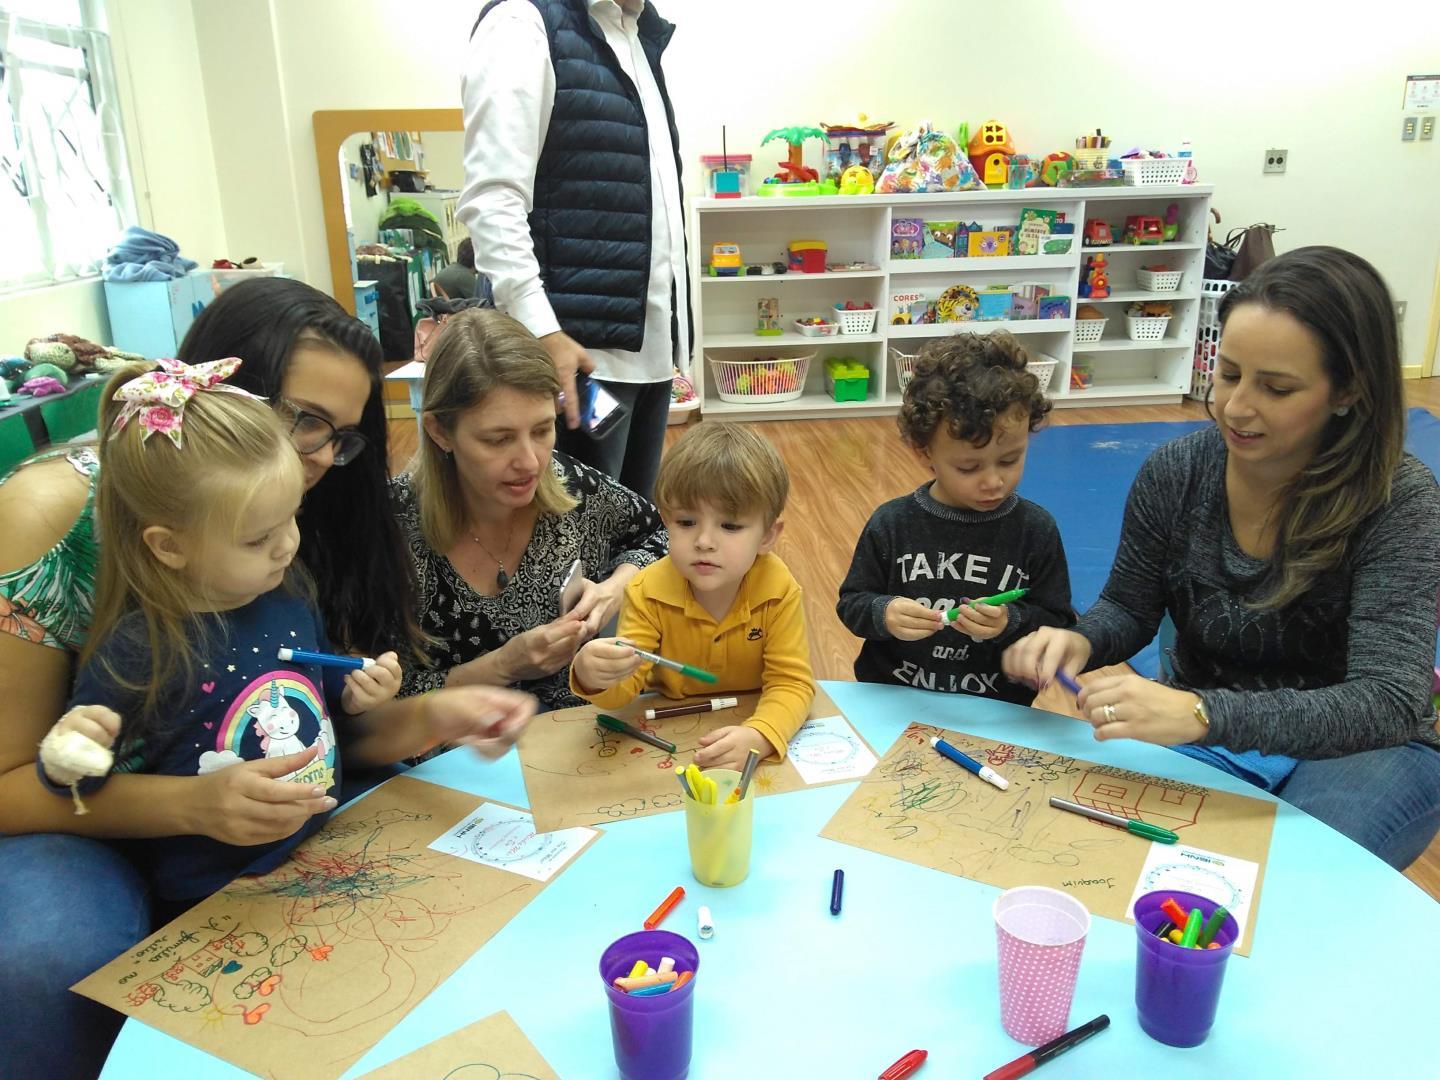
top-left (691, 185), bottom-right (1212, 421)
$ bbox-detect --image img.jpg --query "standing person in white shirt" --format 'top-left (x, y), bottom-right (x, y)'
top-left (459, 0), bottom-right (689, 501)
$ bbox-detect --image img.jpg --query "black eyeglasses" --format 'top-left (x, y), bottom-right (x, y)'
top-left (275, 400), bottom-right (369, 466)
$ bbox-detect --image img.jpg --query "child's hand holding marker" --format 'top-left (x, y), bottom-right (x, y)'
top-left (694, 725), bottom-right (771, 772)
top-left (339, 651), bottom-right (403, 713)
top-left (883, 597), bottom-right (946, 641)
top-left (945, 597), bottom-right (1009, 642)
top-left (572, 636), bottom-right (646, 692)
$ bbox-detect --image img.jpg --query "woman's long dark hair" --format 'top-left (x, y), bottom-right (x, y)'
top-left (1215, 246), bottom-right (1406, 608)
top-left (178, 277), bottom-right (425, 658)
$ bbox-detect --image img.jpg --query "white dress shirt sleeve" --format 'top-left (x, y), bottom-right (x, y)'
top-left (458, 2), bottom-right (560, 338)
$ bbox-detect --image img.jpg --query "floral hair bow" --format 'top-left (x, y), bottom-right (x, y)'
top-left (110, 356), bottom-right (258, 449)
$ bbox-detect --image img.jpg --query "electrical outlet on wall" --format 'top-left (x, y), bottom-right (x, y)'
top-left (1263, 148), bottom-right (1287, 174)
top-left (1422, 116), bottom-right (1436, 141)
top-left (1395, 301), bottom-right (1408, 322)
top-left (1402, 116), bottom-right (1418, 141)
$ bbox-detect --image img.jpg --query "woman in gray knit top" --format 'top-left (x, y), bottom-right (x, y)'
top-left (1003, 247), bottom-right (1440, 870)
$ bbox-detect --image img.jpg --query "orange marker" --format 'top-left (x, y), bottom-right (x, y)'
top-left (1160, 898), bottom-right (1190, 928)
top-left (644, 886), bottom-right (685, 930)
top-left (670, 970), bottom-right (694, 992)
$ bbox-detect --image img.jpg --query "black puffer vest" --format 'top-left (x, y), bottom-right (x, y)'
top-left (474, 0), bottom-right (690, 355)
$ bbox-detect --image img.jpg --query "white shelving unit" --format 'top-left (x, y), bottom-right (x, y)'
top-left (691, 184), bottom-right (1212, 421)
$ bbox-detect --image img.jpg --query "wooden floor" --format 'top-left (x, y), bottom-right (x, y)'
top-left (388, 379), bottom-right (1440, 902)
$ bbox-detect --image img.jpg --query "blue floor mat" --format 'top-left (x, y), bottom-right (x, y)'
top-left (1017, 409), bottom-right (1440, 676)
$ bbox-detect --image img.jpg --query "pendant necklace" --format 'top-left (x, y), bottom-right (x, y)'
top-left (470, 517), bottom-right (517, 590)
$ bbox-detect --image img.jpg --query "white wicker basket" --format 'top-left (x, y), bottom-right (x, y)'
top-left (794, 317), bottom-right (838, 338)
top-left (832, 304), bottom-right (879, 334)
top-left (1135, 267), bottom-right (1183, 292)
top-left (707, 352), bottom-right (812, 403)
top-left (891, 347), bottom-right (920, 391)
top-left (1123, 158), bottom-right (1189, 185)
top-left (1126, 314), bottom-right (1172, 341)
top-left (1190, 279), bottom-right (1237, 399)
top-left (1073, 318), bottom-right (1108, 344)
top-left (1026, 357), bottom-right (1058, 393)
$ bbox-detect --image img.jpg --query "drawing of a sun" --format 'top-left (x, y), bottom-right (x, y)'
top-left (754, 772), bottom-right (776, 791)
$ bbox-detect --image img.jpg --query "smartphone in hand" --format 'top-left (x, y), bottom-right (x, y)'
top-left (574, 373), bottom-right (627, 439)
top-left (558, 558), bottom-right (585, 615)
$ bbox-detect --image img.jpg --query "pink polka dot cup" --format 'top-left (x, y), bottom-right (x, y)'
top-left (993, 886), bottom-right (1091, 1045)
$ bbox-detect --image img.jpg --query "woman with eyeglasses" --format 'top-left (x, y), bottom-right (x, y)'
top-left (0, 277), bottom-right (535, 1077)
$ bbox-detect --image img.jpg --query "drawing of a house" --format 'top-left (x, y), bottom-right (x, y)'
top-left (1070, 770), bottom-right (1203, 831)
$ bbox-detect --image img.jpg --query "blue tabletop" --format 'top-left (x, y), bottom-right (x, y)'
top-left (104, 681), bottom-right (1439, 1077)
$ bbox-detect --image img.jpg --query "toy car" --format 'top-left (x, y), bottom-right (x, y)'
top-left (1082, 219), bottom-right (1113, 246)
top-left (1122, 216), bottom-right (1165, 245)
top-left (708, 243), bottom-right (743, 276)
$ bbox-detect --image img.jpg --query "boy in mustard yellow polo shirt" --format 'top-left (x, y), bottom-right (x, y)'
top-left (570, 422), bottom-right (815, 771)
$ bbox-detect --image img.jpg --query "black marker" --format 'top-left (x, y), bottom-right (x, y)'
top-left (830, 869), bottom-right (844, 915)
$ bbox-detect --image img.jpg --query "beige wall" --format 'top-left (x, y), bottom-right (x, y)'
top-left (15, 0), bottom-right (1440, 372)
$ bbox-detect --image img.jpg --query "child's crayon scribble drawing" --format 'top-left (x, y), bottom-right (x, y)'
top-left (76, 777), bottom-right (583, 1079)
top-left (519, 687), bottom-right (868, 832)
top-left (821, 722), bottom-right (1276, 955)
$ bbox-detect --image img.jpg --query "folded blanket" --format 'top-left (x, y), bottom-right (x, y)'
top-left (104, 226), bottom-right (196, 281)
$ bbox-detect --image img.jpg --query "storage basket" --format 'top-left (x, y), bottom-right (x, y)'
top-left (1126, 314), bottom-right (1172, 342)
top-left (1135, 267), bottom-right (1183, 292)
top-left (832, 304), bottom-right (879, 334)
top-left (1123, 158), bottom-right (1189, 186)
top-left (891, 347), bottom-right (920, 391)
top-left (1189, 279), bottom-right (1237, 399)
top-left (1026, 356), bottom-right (1058, 394)
top-left (1073, 318), bottom-right (1108, 344)
top-left (1073, 148), bottom-right (1108, 170)
top-left (794, 317), bottom-right (838, 338)
top-left (707, 352), bottom-right (812, 403)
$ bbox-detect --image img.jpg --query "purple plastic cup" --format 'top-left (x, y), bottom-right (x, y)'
top-left (600, 929), bottom-right (700, 1080)
top-left (1133, 889), bottom-right (1237, 1047)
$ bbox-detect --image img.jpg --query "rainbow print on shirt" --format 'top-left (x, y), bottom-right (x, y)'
top-left (199, 671), bottom-right (336, 790)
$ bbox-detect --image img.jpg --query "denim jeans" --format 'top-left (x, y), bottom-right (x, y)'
top-left (0, 834), bottom-right (151, 1080)
top-left (555, 378), bottom-right (672, 501)
top-left (1275, 741), bottom-right (1440, 870)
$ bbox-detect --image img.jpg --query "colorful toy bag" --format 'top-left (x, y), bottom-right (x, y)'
top-left (877, 122), bottom-right (983, 194)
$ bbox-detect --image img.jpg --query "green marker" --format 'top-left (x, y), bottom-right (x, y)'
top-left (1048, 796), bottom-right (1180, 844)
top-left (595, 713), bottom-right (677, 755)
top-left (618, 640), bottom-right (719, 684)
top-left (1179, 908), bottom-right (1204, 948)
top-left (945, 587), bottom-right (1028, 621)
top-left (1197, 905), bottom-right (1229, 947)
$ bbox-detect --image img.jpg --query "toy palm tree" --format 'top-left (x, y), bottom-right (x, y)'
top-left (761, 126), bottom-right (829, 183)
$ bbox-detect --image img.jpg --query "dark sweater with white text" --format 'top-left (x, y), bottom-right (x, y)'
top-left (837, 483), bottom-right (1074, 703)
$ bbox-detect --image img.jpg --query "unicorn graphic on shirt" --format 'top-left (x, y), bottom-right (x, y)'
top-left (248, 680), bottom-right (326, 758)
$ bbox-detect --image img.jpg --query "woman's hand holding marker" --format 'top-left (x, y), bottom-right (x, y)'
top-left (1001, 626), bottom-right (1094, 691)
top-left (883, 597), bottom-right (945, 641)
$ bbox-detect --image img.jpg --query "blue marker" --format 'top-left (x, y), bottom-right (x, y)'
top-left (277, 646), bottom-right (374, 670)
top-left (1055, 671), bottom-right (1082, 696)
top-left (930, 736), bottom-right (1010, 791)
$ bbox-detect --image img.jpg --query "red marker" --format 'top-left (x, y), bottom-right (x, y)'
top-left (1160, 897), bottom-right (1190, 929)
top-left (983, 1014), bottom-right (1109, 1080)
top-left (644, 886), bottom-right (685, 930)
top-left (879, 1049), bottom-right (927, 1080)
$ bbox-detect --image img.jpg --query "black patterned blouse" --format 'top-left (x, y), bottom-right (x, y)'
top-left (392, 453), bottom-right (667, 709)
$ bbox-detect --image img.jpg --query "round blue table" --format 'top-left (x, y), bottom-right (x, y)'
top-left (104, 681), bottom-right (1440, 1077)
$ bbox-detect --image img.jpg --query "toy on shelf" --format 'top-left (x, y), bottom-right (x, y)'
top-left (1079, 254), bottom-right (1110, 299)
top-left (1125, 301), bottom-right (1173, 341)
top-left (1006, 155), bottom-right (1041, 189)
top-left (1070, 361), bottom-right (1094, 390)
top-left (967, 119), bottom-right (1015, 187)
top-left (828, 260), bottom-right (879, 273)
top-left (833, 300), bottom-right (878, 335)
top-left (877, 121), bottom-right (980, 193)
top-left (1083, 219), bottom-right (1114, 247)
top-left (1163, 203), bottom-right (1180, 242)
top-left (821, 115), bottom-right (893, 188)
top-left (708, 242), bottom-right (743, 277)
top-left (1073, 129), bottom-right (1110, 170)
top-left (743, 261), bottom-right (787, 276)
top-left (700, 130), bottom-right (751, 198)
top-left (759, 126), bottom-right (831, 193)
top-left (787, 240), bottom-right (828, 274)
top-left (1123, 215), bottom-right (1165, 245)
top-left (708, 353), bottom-right (810, 403)
top-left (794, 315), bottom-right (839, 337)
top-left (1040, 152), bottom-right (1073, 186)
top-left (668, 369), bottom-right (699, 425)
top-left (824, 357), bottom-right (869, 402)
top-left (756, 298), bottom-right (782, 336)
top-left (936, 284), bottom-right (980, 322)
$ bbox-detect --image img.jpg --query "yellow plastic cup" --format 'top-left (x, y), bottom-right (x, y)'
top-left (682, 768), bottom-right (753, 887)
